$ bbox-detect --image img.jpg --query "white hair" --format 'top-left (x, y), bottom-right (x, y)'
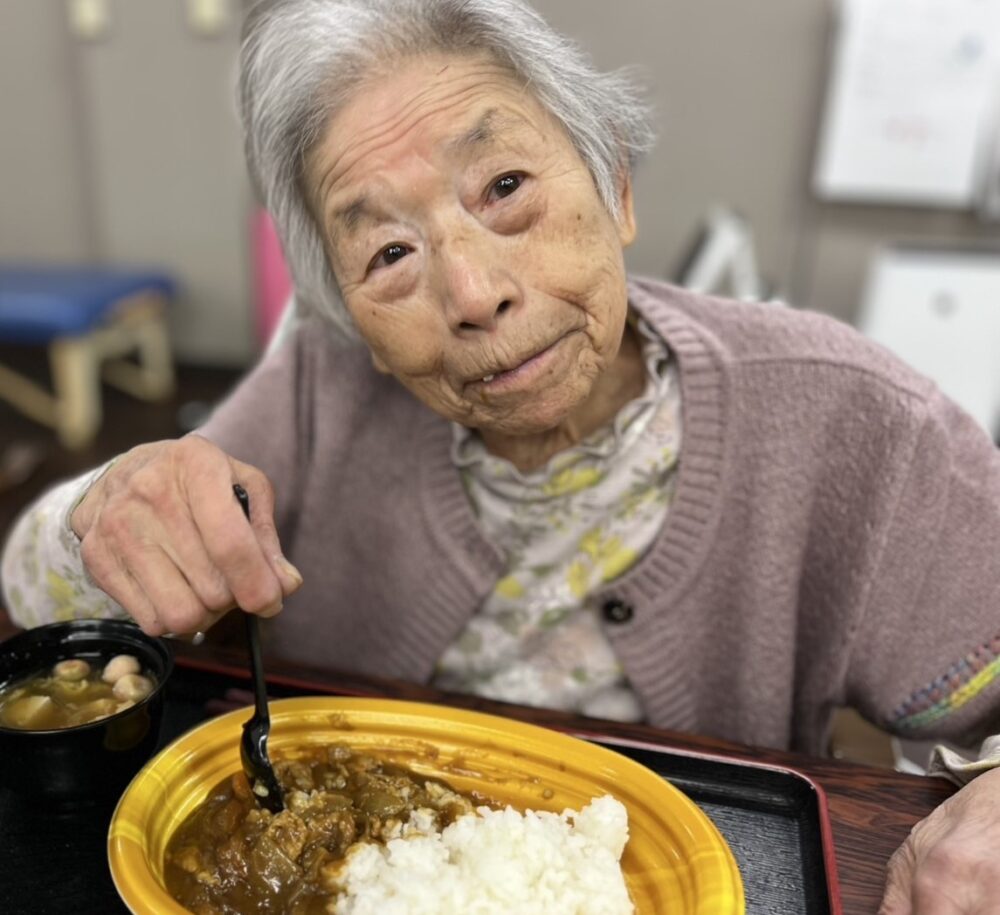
top-left (239, 0), bottom-right (656, 339)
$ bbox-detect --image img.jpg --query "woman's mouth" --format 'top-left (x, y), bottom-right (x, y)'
top-left (472, 333), bottom-right (573, 393)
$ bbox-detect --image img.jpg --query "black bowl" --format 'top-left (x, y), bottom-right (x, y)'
top-left (0, 619), bottom-right (173, 804)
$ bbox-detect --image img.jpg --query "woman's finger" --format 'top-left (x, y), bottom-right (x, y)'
top-left (184, 464), bottom-right (284, 617)
top-left (229, 458), bottom-right (303, 595)
top-left (113, 539), bottom-right (214, 635)
top-left (122, 437), bottom-right (275, 615)
top-left (878, 843), bottom-right (914, 915)
top-left (79, 536), bottom-right (165, 636)
top-left (149, 497), bottom-right (237, 614)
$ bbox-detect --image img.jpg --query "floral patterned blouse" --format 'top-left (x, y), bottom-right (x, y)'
top-left (1, 463), bottom-right (118, 627)
top-left (432, 319), bottom-right (681, 722)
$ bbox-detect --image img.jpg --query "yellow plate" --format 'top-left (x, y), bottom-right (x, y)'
top-left (109, 697), bottom-right (744, 914)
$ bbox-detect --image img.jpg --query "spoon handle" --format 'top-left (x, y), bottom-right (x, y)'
top-left (233, 480), bottom-right (252, 521)
top-left (244, 614), bottom-right (270, 723)
top-left (232, 484), bottom-right (270, 724)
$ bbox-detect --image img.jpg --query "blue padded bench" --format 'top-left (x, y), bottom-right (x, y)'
top-left (0, 266), bottom-right (176, 448)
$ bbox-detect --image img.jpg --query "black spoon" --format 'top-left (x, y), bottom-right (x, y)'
top-left (233, 483), bottom-right (284, 813)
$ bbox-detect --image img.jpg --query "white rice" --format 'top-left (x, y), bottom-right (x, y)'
top-left (331, 795), bottom-right (634, 915)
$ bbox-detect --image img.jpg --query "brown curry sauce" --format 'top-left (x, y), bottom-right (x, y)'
top-left (164, 743), bottom-right (493, 915)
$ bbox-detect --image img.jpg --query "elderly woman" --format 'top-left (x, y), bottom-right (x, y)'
top-left (3, 0), bottom-right (1000, 909)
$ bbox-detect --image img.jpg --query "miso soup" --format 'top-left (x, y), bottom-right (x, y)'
top-left (0, 653), bottom-right (155, 730)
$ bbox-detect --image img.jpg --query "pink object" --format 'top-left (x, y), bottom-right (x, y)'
top-left (252, 209), bottom-right (293, 347)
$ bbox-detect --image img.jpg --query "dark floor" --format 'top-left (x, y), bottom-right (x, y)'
top-left (0, 342), bottom-right (244, 584)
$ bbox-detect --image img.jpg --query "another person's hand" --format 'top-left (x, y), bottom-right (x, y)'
top-left (71, 434), bottom-right (302, 636)
top-left (879, 766), bottom-right (1000, 913)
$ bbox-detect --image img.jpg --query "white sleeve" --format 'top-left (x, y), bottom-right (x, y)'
top-left (0, 461), bottom-right (126, 628)
top-left (927, 737), bottom-right (1000, 785)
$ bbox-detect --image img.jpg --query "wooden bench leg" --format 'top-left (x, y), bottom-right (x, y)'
top-left (0, 362), bottom-right (58, 430)
top-left (133, 310), bottom-right (175, 399)
top-left (49, 338), bottom-right (101, 450)
top-left (101, 294), bottom-right (176, 400)
top-left (0, 292), bottom-right (175, 450)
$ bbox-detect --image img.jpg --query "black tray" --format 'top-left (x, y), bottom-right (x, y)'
top-left (580, 734), bottom-right (838, 915)
top-left (0, 661), bottom-right (839, 915)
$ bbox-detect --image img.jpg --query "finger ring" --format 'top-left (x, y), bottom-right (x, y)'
top-left (164, 631), bottom-right (206, 645)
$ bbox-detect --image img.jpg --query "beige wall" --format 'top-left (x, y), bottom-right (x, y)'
top-left (0, 0), bottom-right (254, 365)
top-left (0, 2), bottom-right (93, 262)
top-left (1, 0), bottom-right (996, 362)
top-left (74, 1), bottom-right (254, 364)
top-left (534, 0), bottom-right (997, 324)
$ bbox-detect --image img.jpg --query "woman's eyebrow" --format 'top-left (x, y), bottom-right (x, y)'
top-left (448, 108), bottom-right (529, 156)
top-left (333, 197), bottom-right (374, 238)
top-left (330, 195), bottom-right (393, 247)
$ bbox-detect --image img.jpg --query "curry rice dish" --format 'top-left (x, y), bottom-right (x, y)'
top-left (165, 743), bottom-right (634, 915)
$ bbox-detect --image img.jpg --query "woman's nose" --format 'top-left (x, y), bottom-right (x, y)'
top-left (435, 234), bottom-right (520, 332)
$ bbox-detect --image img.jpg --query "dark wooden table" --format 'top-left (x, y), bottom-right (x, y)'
top-left (0, 610), bottom-right (955, 915)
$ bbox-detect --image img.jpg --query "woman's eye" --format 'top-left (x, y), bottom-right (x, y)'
top-left (489, 173), bottom-right (523, 201)
top-left (370, 243), bottom-right (410, 272)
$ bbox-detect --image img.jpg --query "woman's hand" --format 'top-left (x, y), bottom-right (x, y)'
top-left (71, 434), bottom-right (303, 636)
top-left (879, 766), bottom-right (1000, 913)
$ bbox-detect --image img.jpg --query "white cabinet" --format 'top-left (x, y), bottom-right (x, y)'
top-left (859, 246), bottom-right (1000, 439)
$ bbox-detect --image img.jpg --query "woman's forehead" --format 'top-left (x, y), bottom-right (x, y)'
top-left (344, 53), bottom-right (542, 132)
top-left (306, 57), bottom-right (557, 203)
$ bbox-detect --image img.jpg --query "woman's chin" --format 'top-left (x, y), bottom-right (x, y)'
top-left (475, 403), bottom-right (585, 442)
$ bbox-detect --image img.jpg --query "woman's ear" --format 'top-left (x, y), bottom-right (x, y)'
top-left (616, 172), bottom-right (637, 247)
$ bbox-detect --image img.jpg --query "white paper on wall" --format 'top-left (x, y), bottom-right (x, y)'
top-left (857, 246), bottom-right (1000, 438)
top-left (813, 0), bottom-right (1000, 207)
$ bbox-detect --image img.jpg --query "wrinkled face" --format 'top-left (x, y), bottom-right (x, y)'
top-left (306, 54), bottom-right (636, 436)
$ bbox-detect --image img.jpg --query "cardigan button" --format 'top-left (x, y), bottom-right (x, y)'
top-left (601, 598), bottom-right (634, 624)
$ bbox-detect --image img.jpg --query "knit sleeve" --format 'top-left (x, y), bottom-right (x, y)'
top-left (195, 321), bottom-right (316, 539)
top-left (846, 388), bottom-right (1000, 744)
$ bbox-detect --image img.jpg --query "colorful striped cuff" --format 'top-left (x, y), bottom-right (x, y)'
top-left (893, 635), bottom-right (1000, 730)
